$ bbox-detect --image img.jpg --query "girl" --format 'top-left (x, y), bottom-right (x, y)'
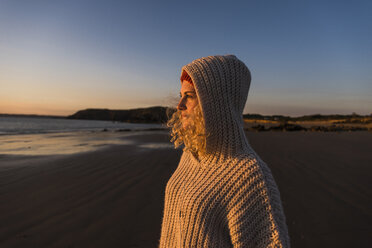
top-left (160, 55), bottom-right (290, 248)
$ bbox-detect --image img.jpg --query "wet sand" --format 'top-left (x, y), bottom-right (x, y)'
top-left (0, 131), bottom-right (371, 247)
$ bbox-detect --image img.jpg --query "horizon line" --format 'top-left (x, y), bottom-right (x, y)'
top-left (0, 106), bottom-right (370, 119)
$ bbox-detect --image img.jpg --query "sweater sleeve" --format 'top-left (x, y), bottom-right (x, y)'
top-left (226, 160), bottom-right (290, 248)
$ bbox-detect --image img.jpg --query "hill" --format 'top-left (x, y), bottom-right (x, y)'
top-left (67, 106), bottom-right (175, 124)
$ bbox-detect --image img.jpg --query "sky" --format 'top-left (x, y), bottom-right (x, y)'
top-left (0, 0), bottom-right (371, 116)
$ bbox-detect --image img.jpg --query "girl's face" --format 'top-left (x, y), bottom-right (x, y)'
top-left (178, 80), bottom-right (199, 129)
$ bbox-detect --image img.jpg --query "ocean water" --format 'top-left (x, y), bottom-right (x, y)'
top-left (0, 117), bottom-right (168, 156)
top-left (0, 116), bottom-right (165, 135)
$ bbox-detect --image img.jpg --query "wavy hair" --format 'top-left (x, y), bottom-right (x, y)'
top-left (166, 103), bottom-right (208, 158)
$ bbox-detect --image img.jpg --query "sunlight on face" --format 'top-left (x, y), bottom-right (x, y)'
top-left (178, 80), bottom-right (199, 129)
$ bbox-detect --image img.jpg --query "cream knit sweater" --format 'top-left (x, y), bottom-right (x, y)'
top-left (159, 55), bottom-right (290, 248)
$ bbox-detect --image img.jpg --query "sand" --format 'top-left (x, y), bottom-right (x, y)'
top-left (0, 131), bottom-right (371, 247)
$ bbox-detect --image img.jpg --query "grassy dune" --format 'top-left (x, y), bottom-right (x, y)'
top-left (243, 115), bottom-right (372, 132)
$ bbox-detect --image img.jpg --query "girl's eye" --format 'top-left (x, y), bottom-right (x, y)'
top-left (179, 94), bottom-right (194, 99)
top-left (179, 94), bottom-right (191, 98)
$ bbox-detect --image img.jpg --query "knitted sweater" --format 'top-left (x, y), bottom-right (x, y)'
top-left (159, 55), bottom-right (290, 248)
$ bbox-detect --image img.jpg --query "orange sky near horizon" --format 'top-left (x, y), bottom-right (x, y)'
top-left (1, 65), bottom-right (370, 117)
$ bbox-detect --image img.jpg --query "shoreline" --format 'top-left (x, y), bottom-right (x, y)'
top-left (0, 129), bottom-right (170, 157)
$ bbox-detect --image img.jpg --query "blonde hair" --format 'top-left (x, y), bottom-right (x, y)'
top-left (167, 103), bottom-right (208, 158)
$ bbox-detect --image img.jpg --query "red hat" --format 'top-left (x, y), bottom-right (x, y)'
top-left (180, 70), bottom-right (193, 85)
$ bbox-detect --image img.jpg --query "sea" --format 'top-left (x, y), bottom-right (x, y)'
top-left (0, 116), bottom-right (164, 135)
top-left (0, 116), bottom-right (168, 156)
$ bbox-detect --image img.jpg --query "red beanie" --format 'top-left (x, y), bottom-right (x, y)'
top-left (180, 70), bottom-right (193, 85)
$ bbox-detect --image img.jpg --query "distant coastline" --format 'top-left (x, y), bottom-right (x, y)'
top-left (0, 113), bottom-right (66, 119)
top-left (1, 106), bottom-right (371, 132)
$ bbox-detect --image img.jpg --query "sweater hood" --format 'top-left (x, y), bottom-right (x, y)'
top-left (180, 54), bottom-right (252, 167)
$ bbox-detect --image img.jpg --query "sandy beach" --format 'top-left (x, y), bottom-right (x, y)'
top-left (0, 130), bottom-right (371, 248)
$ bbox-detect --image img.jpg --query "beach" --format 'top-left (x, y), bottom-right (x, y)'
top-left (0, 130), bottom-right (371, 247)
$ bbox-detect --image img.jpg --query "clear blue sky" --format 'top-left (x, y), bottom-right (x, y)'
top-left (0, 0), bottom-right (371, 116)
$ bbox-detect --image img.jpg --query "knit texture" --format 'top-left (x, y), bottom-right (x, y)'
top-left (159, 55), bottom-right (290, 247)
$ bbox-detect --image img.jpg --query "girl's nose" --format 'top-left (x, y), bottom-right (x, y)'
top-left (177, 98), bottom-right (187, 111)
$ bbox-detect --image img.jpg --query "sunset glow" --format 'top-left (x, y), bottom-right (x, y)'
top-left (1, 0), bottom-right (371, 116)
